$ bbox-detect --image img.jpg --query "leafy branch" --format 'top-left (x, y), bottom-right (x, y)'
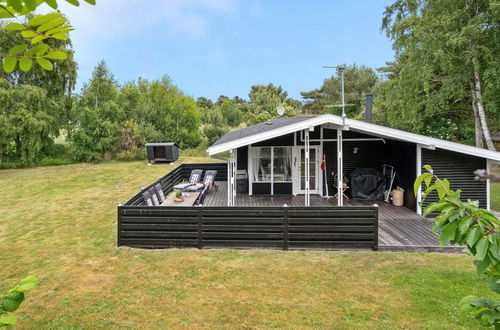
top-left (416, 165), bottom-right (500, 327)
top-left (0, 276), bottom-right (38, 328)
top-left (0, 0), bottom-right (96, 72)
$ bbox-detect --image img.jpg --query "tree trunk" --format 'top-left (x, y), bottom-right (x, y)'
top-left (472, 60), bottom-right (495, 150)
top-left (470, 81), bottom-right (484, 148)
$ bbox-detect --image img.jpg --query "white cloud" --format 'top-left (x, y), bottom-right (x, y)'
top-left (45, 0), bottom-right (240, 39)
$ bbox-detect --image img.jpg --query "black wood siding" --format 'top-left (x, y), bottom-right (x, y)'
top-left (253, 183), bottom-right (271, 194)
top-left (237, 146), bottom-right (248, 171)
top-left (322, 140), bottom-right (387, 196)
top-left (118, 206), bottom-right (378, 250)
top-left (254, 133), bottom-right (295, 146)
top-left (422, 148), bottom-right (487, 211)
top-left (386, 140), bottom-right (417, 210)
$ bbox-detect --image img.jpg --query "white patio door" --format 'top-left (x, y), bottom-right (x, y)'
top-left (294, 146), bottom-right (319, 194)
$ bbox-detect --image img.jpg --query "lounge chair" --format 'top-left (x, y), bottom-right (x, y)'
top-left (148, 187), bottom-right (160, 205)
top-left (185, 170), bottom-right (217, 192)
top-left (153, 183), bottom-right (166, 204)
top-left (142, 190), bottom-right (154, 206)
top-left (173, 169), bottom-right (203, 190)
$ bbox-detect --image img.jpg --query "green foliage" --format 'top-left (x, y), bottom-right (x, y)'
top-left (0, 0), bottom-right (95, 72)
top-left (218, 99), bottom-right (242, 127)
top-left (70, 61), bottom-right (122, 161)
top-left (245, 84), bottom-right (301, 125)
top-left (0, 275), bottom-right (38, 328)
top-left (0, 80), bottom-right (59, 162)
top-left (0, 21), bottom-right (78, 98)
top-left (119, 76), bottom-right (202, 149)
top-left (416, 165), bottom-right (500, 327)
top-left (301, 64), bottom-right (379, 117)
top-left (114, 120), bottom-right (144, 161)
top-left (379, 0), bottom-right (500, 144)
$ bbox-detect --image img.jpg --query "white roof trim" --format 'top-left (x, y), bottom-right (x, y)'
top-left (207, 114), bottom-right (500, 162)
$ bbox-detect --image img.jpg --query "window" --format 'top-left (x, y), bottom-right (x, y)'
top-left (252, 147), bottom-right (271, 182)
top-left (251, 147), bottom-right (292, 182)
top-left (273, 147), bottom-right (292, 182)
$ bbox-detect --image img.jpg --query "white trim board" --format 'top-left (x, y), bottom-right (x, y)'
top-left (207, 114), bottom-right (500, 162)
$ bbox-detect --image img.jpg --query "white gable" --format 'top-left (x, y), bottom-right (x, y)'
top-left (207, 114), bottom-right (500, 162)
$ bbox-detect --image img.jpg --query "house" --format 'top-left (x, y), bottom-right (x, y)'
top-left (493, 132), bottom-right (500, 151)
top-left (207, 114), bottom-right (500, 214)
top-left (118, 114), bottom-right (500, 251)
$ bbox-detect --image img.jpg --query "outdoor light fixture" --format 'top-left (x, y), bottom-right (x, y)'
top-left (353, 147), bottom-right (359, 154)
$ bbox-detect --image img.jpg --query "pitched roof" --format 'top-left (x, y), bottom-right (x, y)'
top-left (212, 116), bottom-right (316, 146)
top-left (207, 114), bottom-right (500, 162)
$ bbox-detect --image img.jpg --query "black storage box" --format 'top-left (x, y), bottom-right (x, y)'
top-left (145, 143), bottom-right (179, 163)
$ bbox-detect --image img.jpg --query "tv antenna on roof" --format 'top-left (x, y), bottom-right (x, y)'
top-left (322, 65), bottom-right (354, 118)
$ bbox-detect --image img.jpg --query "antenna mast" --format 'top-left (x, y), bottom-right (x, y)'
top-left (322, 65), bottom-right (350, 119)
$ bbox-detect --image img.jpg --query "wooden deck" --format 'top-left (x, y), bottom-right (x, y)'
top-left (204, 182), bottom-right (462, 253)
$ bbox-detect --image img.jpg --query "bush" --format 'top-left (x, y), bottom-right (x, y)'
top-left (115, 147), bottom-right (146, 161)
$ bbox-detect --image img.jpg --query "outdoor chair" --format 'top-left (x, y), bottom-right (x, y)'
top-left (148, 187), bottom-right (160, 206)
top-left (142, 190), bottom-right (154, 206)
top-left (185, 170), bottom-right (217, 192)
top-left (153, 183), bottom-right (166, 204)
top-left (173, 169), bottom-right (203, 190)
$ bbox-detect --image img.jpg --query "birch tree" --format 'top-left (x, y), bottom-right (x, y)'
top-left (381, 0), bottom-right (499, 149)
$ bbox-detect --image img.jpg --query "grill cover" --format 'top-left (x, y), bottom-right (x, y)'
top-left (349, 168), bottom-right (386, 200)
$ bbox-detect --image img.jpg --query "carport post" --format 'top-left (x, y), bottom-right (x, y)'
top-left (227, 148), bottom-right (237, 206)
top-left (416, 145), bottom-right (422, 215)
top-left (337, 128), bottom-right (343, 206)
top-left (305, 129), bottom-right (310, 206)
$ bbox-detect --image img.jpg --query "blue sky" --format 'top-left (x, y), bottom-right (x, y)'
top-left (56, 0), bottom-right (395, 100)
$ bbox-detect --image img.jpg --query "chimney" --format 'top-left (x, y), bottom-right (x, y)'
top-left (365, 95), bottom-right (373, 123)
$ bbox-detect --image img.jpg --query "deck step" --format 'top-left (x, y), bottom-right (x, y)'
top-left (378, 245), bottom-right (465, 254)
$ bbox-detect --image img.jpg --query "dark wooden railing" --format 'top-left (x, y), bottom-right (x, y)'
top-left (124, 163), bottom-right (227, 206)
top-left (117, 205), bottom-right (378, 250)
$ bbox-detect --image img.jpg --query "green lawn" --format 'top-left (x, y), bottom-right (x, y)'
top-left (492, 182), bottom-right (500, 212)
top-left (492, 165), bottom-right (500, 212)
top-left (0, 158), bottom-right (492, 329)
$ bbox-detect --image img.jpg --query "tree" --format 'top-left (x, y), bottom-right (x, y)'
top-left (0, 21), bottom-right (78, 138)
top-left (0, 80), bottom-right (59, 163)
top-left (118, 75), bottom-right (202, 149)
top-left (0, 0), bottom-right (95, 73)
top-left (246, 84), bottom-right (300, 125)
top-left (70, 60), bottom-right (122, 161)
top-left (203, 109), bottom-right (228, 145)
top-left (218, 99), bottom-right (242, 127)
top-left (301, 64), bottom-right (379, 118)
top-left (196, 96), bottom-right (213, 109)
top-left (381, 0), bottom-right (499, 149)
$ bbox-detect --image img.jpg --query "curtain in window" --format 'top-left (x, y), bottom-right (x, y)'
top-left (273, 147), bottom-right (292, 182)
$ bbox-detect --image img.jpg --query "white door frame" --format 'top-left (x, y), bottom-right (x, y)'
top-left (293, 146), bottom-right (320, 195)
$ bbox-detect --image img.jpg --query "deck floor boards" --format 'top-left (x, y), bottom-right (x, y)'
top-left (203, 182), bottom-right (461, 252)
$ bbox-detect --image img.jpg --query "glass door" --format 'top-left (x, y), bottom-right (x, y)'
top-left (299, 147), bottom-right (318, 193)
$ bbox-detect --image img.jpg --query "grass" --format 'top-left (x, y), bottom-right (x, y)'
top-left (491, 165), bottom-right (500, 212)
top-left (492, 182), bottom-right (500, 212)
top-left (0, 157), bottom-right (493, 329)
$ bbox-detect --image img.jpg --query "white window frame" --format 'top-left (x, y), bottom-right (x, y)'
top-left (248, 146), bottom-right (293, 195)
top-left (293, 145), bottom-right (320, 195)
